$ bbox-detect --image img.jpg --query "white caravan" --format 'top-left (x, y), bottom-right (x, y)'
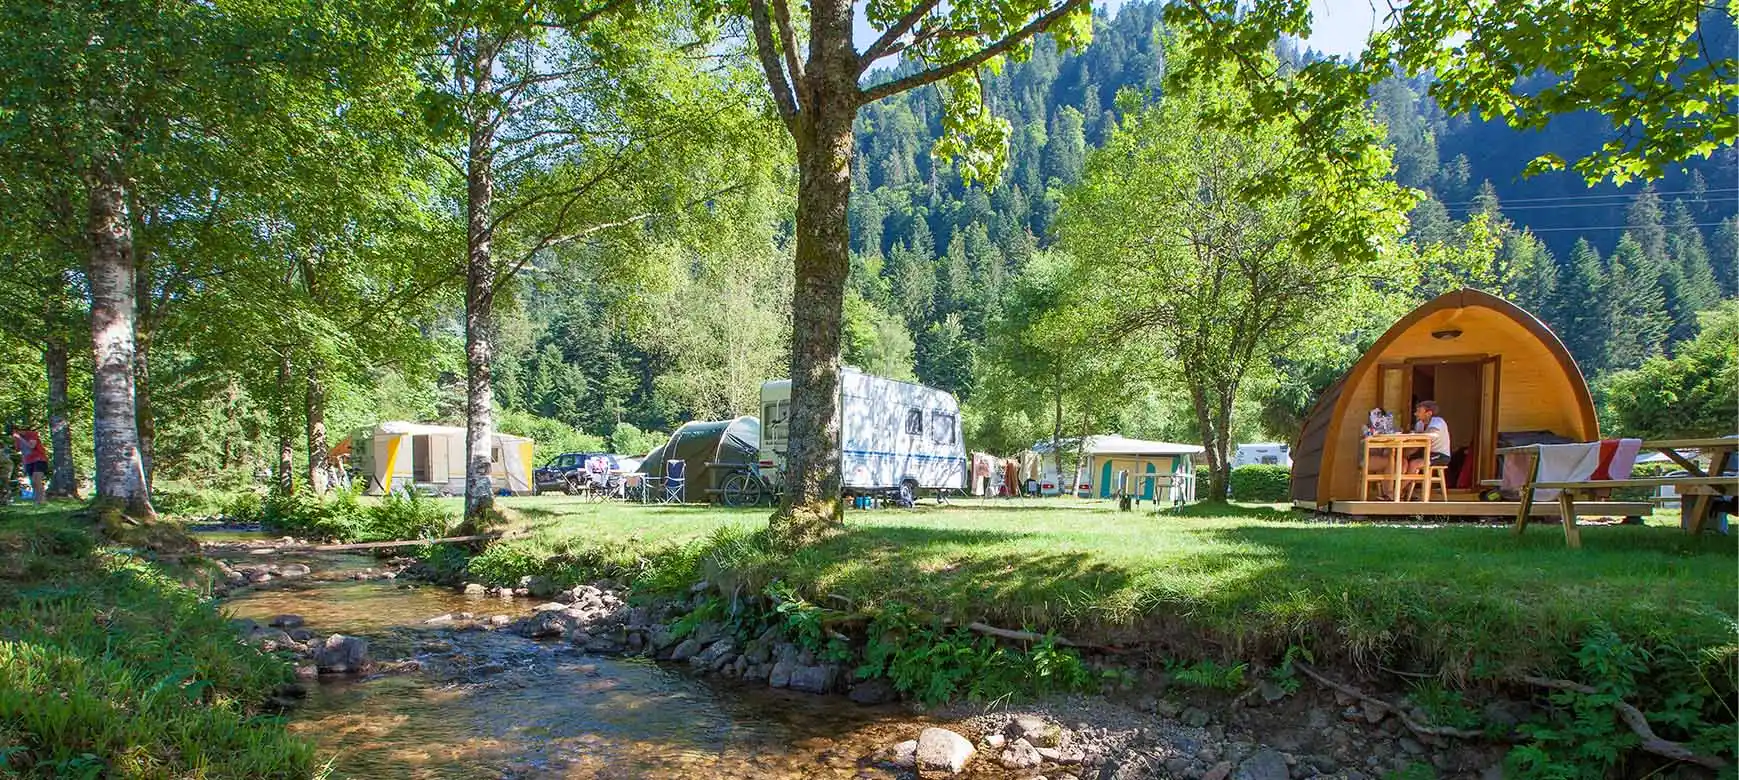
top-left (760, 368), bottom-right (966, 503)
top-left (1233, 442), bottom-right (1292, 468)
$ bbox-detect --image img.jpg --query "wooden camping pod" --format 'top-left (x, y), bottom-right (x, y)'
top-left (1290, 289), bottom-right (1598, 506)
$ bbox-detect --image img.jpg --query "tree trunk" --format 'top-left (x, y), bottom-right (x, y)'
top-left (1051, 366), bottom-right (1064, 480)
top-left (221, 377), bottom-right (239, 471)
top-left (462, 104), bottom-right (499, 529)
top-left (85, 163), bottom-right (154, 518)
top-left (305, 358), bottom-right (328, 495)
top-left (1188, 377), bottom-right (1228, 503)
top-left (274, 351), bottom-right (294, 496)
top-left (134, 314), bottom-right (154, 487)
top-left (43, 340), bottom-right (78, 498)
top-left (771, 63), bottom-right (856, 545)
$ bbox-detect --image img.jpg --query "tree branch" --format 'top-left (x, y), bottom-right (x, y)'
top-left (771, 0), bottom-right (805, 93)
top-left (857, 0), bottom-right (1087, 106)
top-left (749, 0), bottom-right (801, 130)
top-left (857, 0), bottom-right (943, 72)
top-left (1521, 676), bottom-right (1728, 770)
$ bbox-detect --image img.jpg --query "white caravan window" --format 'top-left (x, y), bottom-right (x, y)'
top-left (904, 408), bottom-right (924, 436)
top-left (763, 401), bottom-right (789, 445)
top-left (930, 411), bottom-right (956, 445)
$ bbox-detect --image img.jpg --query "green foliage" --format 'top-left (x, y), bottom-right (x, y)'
top-left (1228, 465), bottom-right (1291, 502)
top-left (856, 604), bottom-right (1095, 705)
top-left (1407, 681), bottom-right (1483, 733)
top-left (1060, 44), bottom-right (1411, 494)
top-left (0, 509), bottom-right (314, 776)
top-left (236, 489), bottom-right (454, 543)
top-left (497, 408), bottom-right (608, 465)
top-left (608, 423), bottom-right (666, 457)
top-left (1267, 644), bottom-right (1312, 696)
top-left (1506, 623), bottom-right (1732, 778)
top-left (1601, 301), bottom-right (1739, 439)
top-left (1166, 658), bottom-right (1248, 691)
top-left (1167, 0), bottom-right (1735, 185)
top-left (1383, 763), bottom-right (1437, 780)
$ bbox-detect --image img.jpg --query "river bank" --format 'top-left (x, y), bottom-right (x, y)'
top-left (0, 506), bottom-right (316, 776)
top-left (209, 534), bottom-right (1506, 779)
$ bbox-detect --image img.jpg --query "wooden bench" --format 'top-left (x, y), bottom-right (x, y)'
top-left (1516, 476), bottom-right (1739, 548)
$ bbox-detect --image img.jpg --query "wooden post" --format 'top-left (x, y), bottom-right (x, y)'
top-left (1688, 450), bottom-right (1732, 535)
top-left (1513, 449), bottom-right (1539, 535)
top-left (1558, 490), bottom-right (1582, 549)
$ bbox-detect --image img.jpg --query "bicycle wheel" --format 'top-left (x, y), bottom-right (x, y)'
top-left (721, 472), bottom-right (761, 508)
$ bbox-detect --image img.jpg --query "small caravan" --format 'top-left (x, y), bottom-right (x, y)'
top-left (760, 368), bottom-right (966, 503)
top-left (1234, 443), bottom-right (1292, 468)
top-left (350, 422), bottom-right (535, 497)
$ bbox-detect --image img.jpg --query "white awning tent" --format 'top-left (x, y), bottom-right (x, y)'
top-left (351, 422), bottom-right (534, 496)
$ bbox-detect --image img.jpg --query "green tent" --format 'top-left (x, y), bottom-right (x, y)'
top-left (635, 416), bottom-right (761, 503)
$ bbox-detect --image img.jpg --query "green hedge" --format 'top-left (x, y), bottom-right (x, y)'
top-left (1229, 465), bottom-right (1292, 502)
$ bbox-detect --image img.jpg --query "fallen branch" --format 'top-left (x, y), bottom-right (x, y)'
top-left (1521, 676), bottom-right (1728, 770)
top-left (1292, 661), bottom-right (1484, 741)
top-left (247, 531), bottom-right (513, 554)
top-left (964, 621), bottom-right (1129, 653)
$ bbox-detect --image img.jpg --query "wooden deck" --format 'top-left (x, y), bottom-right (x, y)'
top-left (1304, 500), bottom-right (1655, 518)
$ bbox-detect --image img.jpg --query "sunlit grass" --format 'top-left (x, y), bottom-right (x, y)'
top-left (476, 496), bottom-right (1738, 679)
top-left (0, 504), bottom-right (317, 777)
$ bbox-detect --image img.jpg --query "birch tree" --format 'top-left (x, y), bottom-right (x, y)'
top-left (737, 0), bottom-right (1094, 544)
top-left (421, 1), bottom-right (774, 530)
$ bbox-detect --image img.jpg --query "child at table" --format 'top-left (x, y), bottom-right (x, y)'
top-left (1363, 408), bottom-right (1396, 499)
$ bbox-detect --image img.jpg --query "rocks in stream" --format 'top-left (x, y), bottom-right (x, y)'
top-left (916, 727), bottom-right (976, 775)
top-left (313, 634), bottom-right (370, 673)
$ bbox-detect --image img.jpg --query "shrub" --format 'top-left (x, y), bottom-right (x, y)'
top-left (1610, 461), bottom-right (1675, 502)
top-left (361, 491), bottom-right (454, 542)
top-left (1229, 465), bottom-right (1291, 502)
top-left (497, 408), bottom-right (607, 463)
top-left (259, 491), bottom-right (366, 541)
top-left (608, 422), bottom-right (666, 457)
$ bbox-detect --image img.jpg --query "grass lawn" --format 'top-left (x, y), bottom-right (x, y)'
top-left (478, 496), bottom-right (1738, 681)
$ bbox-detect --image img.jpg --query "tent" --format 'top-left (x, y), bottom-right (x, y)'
top-left (351, 422), bottom-right (535, 497)
top-left (1069, 435), bottom-right (1202, 502)
top-left (636, 416), bottom-right (761, 502)
top-left (1290, 288), bottom-right (1599, 510)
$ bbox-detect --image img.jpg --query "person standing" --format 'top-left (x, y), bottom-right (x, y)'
top-left (13, 425), bottom-right (48, 504)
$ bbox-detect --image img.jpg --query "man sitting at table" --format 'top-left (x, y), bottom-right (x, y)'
top-left (1407, 400), bottom-right (1452, 480)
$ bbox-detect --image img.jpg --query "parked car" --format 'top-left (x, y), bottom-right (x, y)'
top-left (533, 452), bottom-right (621, 494)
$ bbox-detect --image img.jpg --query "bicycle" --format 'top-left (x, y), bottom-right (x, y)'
top-left (720, 463), bottom-right (777, 508)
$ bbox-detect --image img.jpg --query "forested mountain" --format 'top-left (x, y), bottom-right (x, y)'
top-left (1, 0), bottom-right (1729, 488)
top-left (837, 1), bottom-right (1736, 451)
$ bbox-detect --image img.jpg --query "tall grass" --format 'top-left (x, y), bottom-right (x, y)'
top-left (0, 507), bottom-right (317, 777)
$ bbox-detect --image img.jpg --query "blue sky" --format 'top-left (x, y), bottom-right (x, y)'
top-left (854, 0), bottom-right (1378, 65)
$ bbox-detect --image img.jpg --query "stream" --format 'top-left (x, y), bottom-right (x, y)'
top-left (213, 544), bottom-right (928, 779)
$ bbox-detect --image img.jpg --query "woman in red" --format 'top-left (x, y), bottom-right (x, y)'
top-left (13, 425), bottom-right (47, 504)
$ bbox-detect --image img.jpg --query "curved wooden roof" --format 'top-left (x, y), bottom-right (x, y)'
top-left (1290, 288), bottom-right (1597, 504)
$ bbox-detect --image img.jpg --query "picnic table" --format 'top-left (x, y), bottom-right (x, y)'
top-left (1360, 434), bottom-right (1437, 501)
top-left (1643, 438), bottom-right (1738, 533)
top-left (1500, 437), bottom-right (1739, 548)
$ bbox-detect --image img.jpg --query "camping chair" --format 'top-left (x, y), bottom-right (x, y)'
top-left (661, 460), bottom-right (686, 504)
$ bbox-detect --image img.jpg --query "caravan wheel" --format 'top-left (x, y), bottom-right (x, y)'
top-left (897, 479), bottom-right (918, 508)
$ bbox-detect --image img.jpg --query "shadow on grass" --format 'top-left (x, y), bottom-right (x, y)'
top-left (1164, 518), bottom-right (1739, 674)
top-left (756, 523), bottom-right (1135, 628)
